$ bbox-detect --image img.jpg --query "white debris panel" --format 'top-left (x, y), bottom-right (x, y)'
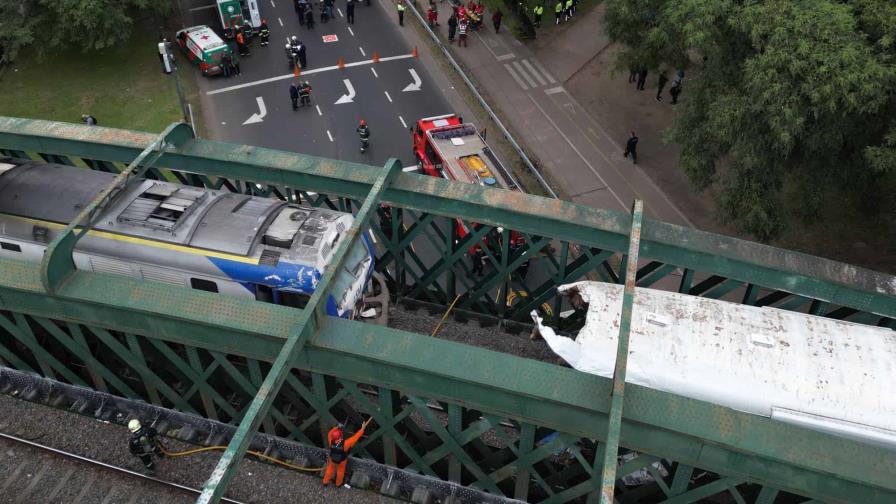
top-left (531, 281), bottom-right (896, 448)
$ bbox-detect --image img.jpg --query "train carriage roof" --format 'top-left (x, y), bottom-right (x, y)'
top-left (0, 161), bottom-right (116, 224)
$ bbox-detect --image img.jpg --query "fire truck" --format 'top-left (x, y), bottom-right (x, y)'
top-left (411, 114), bottom-right (523, 249)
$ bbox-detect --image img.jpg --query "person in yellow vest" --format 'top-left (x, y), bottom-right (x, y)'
top-left (564, 0), bottom-right (573, 21)
top-left (533, 4), bottom-right (544, 28)
top-left (397, 0), bottom-right (406, 26)
top-left (554, 0), bottom-right (563, 25)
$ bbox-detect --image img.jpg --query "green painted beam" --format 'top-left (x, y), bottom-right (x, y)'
top-left (0, 258), bottom-right (893, 503)
top-left (39, 122), bottom-right (193, 293)
top-left (196, 158), bottom-right (400, 503)
top-left (1, 118), bottom-right (892, 320)
top-left (599, 200), bottom-right (643, 503)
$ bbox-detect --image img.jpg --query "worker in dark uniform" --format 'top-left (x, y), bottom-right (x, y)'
top-left (323, 418), bottom-right (372, 487)
top-left (290, 82), bottom-right (300, 111)
top-left (471, 247), bottom-right (486, 276)
top-left (128, 419), bottom-right (162, 473)
top-left (259, 20), bottom-right (270, 46)
top-left (357, 119), bottom-right (370, 152)
top-left (299, 80), bottom-right (312, 106)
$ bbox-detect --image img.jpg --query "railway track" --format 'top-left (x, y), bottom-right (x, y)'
top-left (0, 431), bottom-right (245, 504)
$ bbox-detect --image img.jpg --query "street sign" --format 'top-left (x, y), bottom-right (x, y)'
top-left (322, 34), bottom-right (338, 43)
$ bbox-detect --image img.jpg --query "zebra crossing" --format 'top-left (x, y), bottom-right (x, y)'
top-left (503, 58), bottom-right (557, 91)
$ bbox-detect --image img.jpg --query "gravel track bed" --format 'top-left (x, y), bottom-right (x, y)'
top-left (0, 394), bottom-right (392, 504)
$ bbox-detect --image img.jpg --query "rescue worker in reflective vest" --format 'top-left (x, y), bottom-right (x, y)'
top-left (299, 80), bottom-right (312, 106)
top-left (564, 0), bottom-right (573, 21)
top-left (259, 20), bottom-right (270, 46)
top-left (128, 419), bottom-right (162, 473)
top-left (236, 30), bottom-right (249, 56)
top-left (323, 418), bottom-right (372, 487)
top-left (533, 4), bottom-right (544, 27)
top-left (554, 0), bottom-right (563, 24)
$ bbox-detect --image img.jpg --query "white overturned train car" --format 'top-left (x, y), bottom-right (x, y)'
top-left (532, 281), bottom-right (896, 449)
top-left (0, 159), bottom-right (374, 317)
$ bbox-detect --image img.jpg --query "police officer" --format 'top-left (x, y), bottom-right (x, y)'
top-left (533, 3), bottom-right (544, 27)
top-left (554, 0), bottom-right (563, 24)
top-left (259, 20), bottom-right (270, 46)
top-left (128, 419), bottom-right (162, 472)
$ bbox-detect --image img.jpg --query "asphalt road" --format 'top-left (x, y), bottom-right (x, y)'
top-left (182, 0), bottom-right (452, 168)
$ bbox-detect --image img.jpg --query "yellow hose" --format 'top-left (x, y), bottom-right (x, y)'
top-left (159, 444), bottom-right (323, 472)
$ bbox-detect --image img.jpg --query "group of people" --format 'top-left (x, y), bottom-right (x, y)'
top-left (289, 81), bottom-right (313, 110)
top-left (444, 1), bottom-right (487, 46)
top-left (127, 415), bottom-right (374, 489)
top-left (295, 0), bottom-right (369, 27)
top-left (629, 68), bottom-right (684, 104)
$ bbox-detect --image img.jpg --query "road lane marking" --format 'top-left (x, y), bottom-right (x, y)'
top-left (504, 63), bottom-right (529, 90)
top-left (522, 59), bottom-right (547, 86)
top-left (206, 53), bottom-right (415, 95)
top-left (370, 67), bottom-right (378, 78)
top-left (359, 47), bottom-right (366, 56)
top-left (242, 97), bottom-right (267, 125)
top-left (528, 95), bottom-right (626, 210)
top-left (327, 130), bottom-right (334, 142)
top-left (545, 86), bottom-right (564, 95)
top-left (271, 0), bottom-right (276, 6)
top-left (334, 79), bottom-right (356, 104)
top-left (384, 91), bottom-right (392, 102)
top-left (401, 68), bottom-right (422, 91)
top-left (399, 115), bottom-right (407, 128)
top-left (496, 53), bottom-right (515, 61)
top-left (278, 17), bottom-right (283, 26)
top-left (337, 7), bottom-right (344, 17)
top-left (530, 58), bottom-right (557, 84)
top-left (512, 60), bottom-right (538, 88)
top-left (348, 26), bottom-right (354, 36)
top-left (316, 105), bottom-right (322, 116)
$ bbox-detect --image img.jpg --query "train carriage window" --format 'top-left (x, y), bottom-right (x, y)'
top-left (190, 278), bottom-right (219, 293)
top-left (0, 242), bottom-right (22, 252)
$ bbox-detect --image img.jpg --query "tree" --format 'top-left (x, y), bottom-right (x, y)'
top-left (0, 0), bottom-right (171, 62)
top-left (605, 0), bottom-right (896, 240)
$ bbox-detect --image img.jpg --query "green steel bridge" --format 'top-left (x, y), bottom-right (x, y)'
top-left (0, 117), bottom-right (893, 504)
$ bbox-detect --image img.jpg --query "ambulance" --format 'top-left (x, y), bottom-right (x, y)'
top-left (175, 26), bottom-right (233, 77)
top-left (216, 0), bottom-right (262, 39)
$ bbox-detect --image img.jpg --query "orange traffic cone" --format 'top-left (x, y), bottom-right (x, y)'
top-left (372, 51), bottom-right (380, 63)
top-left (412, 46), bottom-right (419, 58)
top-left (338, 56), bottom-right (345, 70)
top-left (293, 65), bottom-right (301, 77)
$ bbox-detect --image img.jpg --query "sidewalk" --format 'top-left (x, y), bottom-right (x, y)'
top-left (427, 2), bottom-right (712, 230)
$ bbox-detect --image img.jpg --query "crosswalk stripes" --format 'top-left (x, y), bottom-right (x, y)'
top-left (503, 58), bottom-right (558, 91)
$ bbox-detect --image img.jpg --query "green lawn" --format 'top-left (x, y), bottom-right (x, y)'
top-left (0, 27), bottom-right (200, 134)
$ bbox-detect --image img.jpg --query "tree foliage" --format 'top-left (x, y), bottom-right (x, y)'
top-left (605, 0), bottom-right (896, 240)
top-left (0, 0), bottom-right (171, 62)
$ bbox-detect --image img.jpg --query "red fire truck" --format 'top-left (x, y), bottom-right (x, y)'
top-left (411, 114), bottom-right (523, 248)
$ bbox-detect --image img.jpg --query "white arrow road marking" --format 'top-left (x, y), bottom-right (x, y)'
top-left (334, 79), bottom-right (356, 104)
top-left (402, 69), bottom-right (422, 92)
top-left (242, 97), bottom-right (267, 125)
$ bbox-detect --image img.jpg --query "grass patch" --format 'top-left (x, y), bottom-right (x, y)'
top-left (0, 24), bottom-right (200, 134)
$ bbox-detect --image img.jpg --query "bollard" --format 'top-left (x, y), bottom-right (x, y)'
top-left (338, 56), bottom-right (345, 69)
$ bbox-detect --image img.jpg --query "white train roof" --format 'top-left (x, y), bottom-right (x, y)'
top-left (533, 281), bottom-right (896, 448)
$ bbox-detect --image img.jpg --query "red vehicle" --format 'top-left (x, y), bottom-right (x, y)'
top-left (411, 114), bottom-right (523, 249)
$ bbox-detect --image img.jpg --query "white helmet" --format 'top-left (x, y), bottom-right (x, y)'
top-left (291, 35), bottom-right (298, 43)
top-left (128, 419), bottom-right (142, 433)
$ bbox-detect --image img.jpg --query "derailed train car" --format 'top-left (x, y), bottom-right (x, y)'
top-left (0, 158), bottom-right (374, 317)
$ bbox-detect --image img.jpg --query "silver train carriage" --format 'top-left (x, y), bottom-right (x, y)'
top-left (0, 158), bottom-right (375, 317)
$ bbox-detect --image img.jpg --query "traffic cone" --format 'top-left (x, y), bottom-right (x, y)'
top-left (338, 56), bottom-right (345, 70)
top-left (293, 65), bottom-right (301, 77)
top-left (412, 46), bottom-right (419, 58)
top-left (372, 51), bottom-right (380, 63)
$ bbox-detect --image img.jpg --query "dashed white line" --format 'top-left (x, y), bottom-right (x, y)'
top-left (348, 26), bottom-right (354, 36)
top-left (359, 47), bottom-right (366, 56)
top-left (278, 17), bottom-right (283, 26)
top-left (270, 0), bottom-right (276, 6)
top-left (327, 130), bottom-right (334, 142)
top-left (384, 91), bottom-right (392, 102)
top-left (371, 67), bottom-right (378, 78)
top-left (316, 105), bottom-right (322, 116)
top-left (399, 115), bottom-right (407, 128)
top-left (337, 7), bottom-right (344, 17)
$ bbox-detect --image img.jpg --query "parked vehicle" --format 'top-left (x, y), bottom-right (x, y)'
top-left (217, 0), bottom-right (263, 39)
top-left (175, 26), bottom-right (233, 76)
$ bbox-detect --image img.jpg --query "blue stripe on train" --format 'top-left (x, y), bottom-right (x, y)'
top-left (207, 257), bottom-right (321, 293)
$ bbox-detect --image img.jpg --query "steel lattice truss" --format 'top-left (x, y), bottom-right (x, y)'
top-left (0, 118), bottom-right (894, 504)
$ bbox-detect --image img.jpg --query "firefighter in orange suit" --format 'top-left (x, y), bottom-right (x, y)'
top-left (323, 417), bottom-right (373, 487)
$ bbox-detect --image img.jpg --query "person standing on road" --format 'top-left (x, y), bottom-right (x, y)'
top-left (259, 20), bottom-right (270, 46)
top-left (656, 70), bottom-right (668, 101)
top-left (397, 0), bottom-right (406, 26)
top-left (221, 51), bottom-right (233, 77)
top-left (458, 18), bottom-right (469, 46)
top-left (235, 30), bottom-right (249, 56)
top-left (128, 419), bottom-right (162, 473)
top-left (533, 4), bottom-right (543, 27)
top-left (623, 131), bottom-right (639, 164)
top-left (554, 0), bottom-right (563, 24)
top-left (290, 82), bottom-right (300, 111)
top-left (492, 8), bottom-right (503, 33)
top-left (636, 68), bottom-right (648, 90)
top-left (297, 0), bottom-right (306, 24)
top-left (669, 83), bottom-right (682, 104)
top-left (427, 4), bottom-right (438, 28)
top-left (346, 0), bottom-right (356, 24)
top-left (305, 5), bottom-right (315, 28)
top-left (231, 52), bottom-right (242, 75)
top-left (447, 12), bottom-right (457, 42)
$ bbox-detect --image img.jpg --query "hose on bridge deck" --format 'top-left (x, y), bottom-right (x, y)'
top-left (158, 444), bottom-right (324, 472)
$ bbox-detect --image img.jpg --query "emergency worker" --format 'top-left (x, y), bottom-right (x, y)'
top-left (259, 20), bottom-right (270, 46)
top-left (299, 81), bottom-right (312, 106)
top-left (323, 418), bottom-right (373, 487)
top-left (236, 30), bottom-right (249, 56)
top-left (357, 119), bottom-right (371, 152)
top-left (128, 419), bottom-right (162, 472)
